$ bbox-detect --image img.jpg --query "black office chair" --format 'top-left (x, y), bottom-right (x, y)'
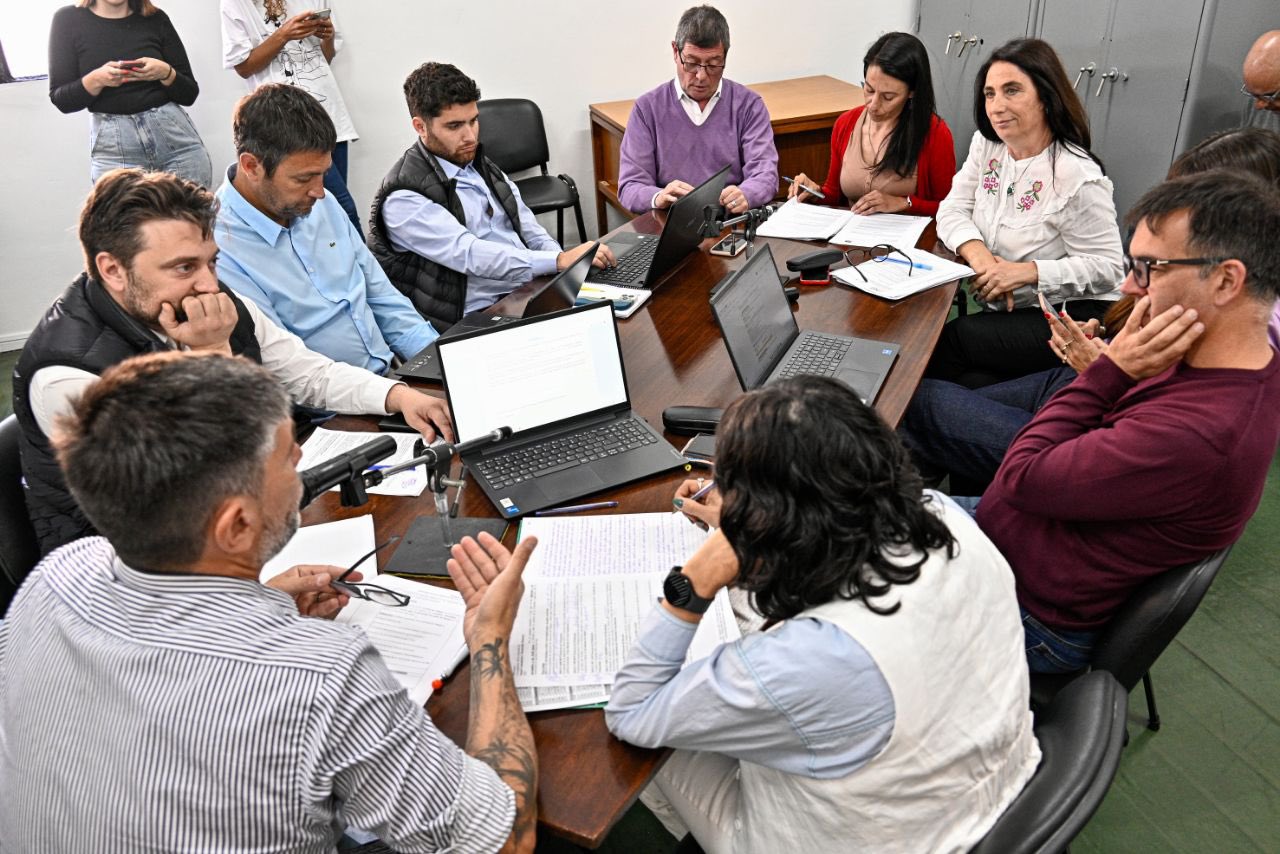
top-left (0, 415), bottom-right (41, 612)
top-left (1030, 546), bottom-right (1232, 732)
top-left (478, 98), bottom-right (587, 247)
top-left (971, 671), bottom-right (1128, 854)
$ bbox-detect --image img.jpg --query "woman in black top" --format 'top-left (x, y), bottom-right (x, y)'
top-left (49, 0), bottom-right (212, 186)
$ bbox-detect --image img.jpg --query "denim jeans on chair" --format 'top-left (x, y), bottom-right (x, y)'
top-left (1021, 608), bottom-right (1098, 674)
top-left (324, 140), bottom-right (363, 238)
top-left (89, 102), bottom-right (212, 187)
top-left (899, 367), bottom-right (1077, 489)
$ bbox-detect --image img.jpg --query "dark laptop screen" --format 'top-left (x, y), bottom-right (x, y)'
top-left (710, 246), bottom-right (797, 389)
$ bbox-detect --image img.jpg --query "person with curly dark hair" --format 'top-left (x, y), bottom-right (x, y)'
top-left (367, 61), bottom-right (612, 331)
top-left (606, 376), bottom-right (1038, 853)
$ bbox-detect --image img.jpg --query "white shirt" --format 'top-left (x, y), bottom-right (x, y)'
top-left (28, 296), bottom-right (399, 438)
top-left (219, 0), bottom-right (358, 142)
top-left (673, 77), bottom-right (723, 126)
top-left (936, 131), bottom-right (1124, 309)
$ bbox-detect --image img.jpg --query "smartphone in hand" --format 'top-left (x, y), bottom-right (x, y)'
top-left (1037, 292), bottom-right (1069, 327)
top-left (308, 8), bottom-right (332, 19)
top-left (118, 61), bottom-right (145, 70)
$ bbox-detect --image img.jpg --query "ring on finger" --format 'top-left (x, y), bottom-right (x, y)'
top-left (1061, 341), bottom-right (1073, 350)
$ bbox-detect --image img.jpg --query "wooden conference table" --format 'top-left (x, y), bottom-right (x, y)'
top-left (589, 74), bottom-right (864, 228)
top-left (301, 214), bottom-right (956, 848)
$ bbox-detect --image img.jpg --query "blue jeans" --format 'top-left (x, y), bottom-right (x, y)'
top-left (89, 102), bottom-right (212, 187)
top-left (900, 367), bottom-right (1076, 490)
top-left (325, 140), bottom-right (362, 237)
top-left (1021, 608), bottom-right (1098, 674)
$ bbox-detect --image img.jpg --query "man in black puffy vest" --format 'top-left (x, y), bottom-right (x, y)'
top-left (13, 168), bottom-right (455, 556)
top-left (368, 61), bottom-right (613, 331)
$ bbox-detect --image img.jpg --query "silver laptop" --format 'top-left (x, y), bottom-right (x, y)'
top-left (437, 300), bottom-right (686, 517)
top-left (586, 165), bottom-right (730, 289)
top-left (395, 242), bottom-right (599, 383)
top-left (710, 245), bottom-right (899, 403)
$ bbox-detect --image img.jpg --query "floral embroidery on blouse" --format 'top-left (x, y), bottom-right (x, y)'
top-left (981, 159), bottom-right (1000, 195)
top-left (1016, 180), bottom-right (1044, 212)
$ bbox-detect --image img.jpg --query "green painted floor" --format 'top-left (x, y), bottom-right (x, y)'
top-left (4, 346), bottom-right (1276, 852)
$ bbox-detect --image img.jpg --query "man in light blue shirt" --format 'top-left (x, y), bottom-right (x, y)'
top-left (214, 83), bottom-right (437, 375)
top-left (367, 62), bottom-right (612, 331)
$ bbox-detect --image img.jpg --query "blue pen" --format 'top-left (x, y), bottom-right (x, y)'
top-left (877, 256), bottom-right (933, 271)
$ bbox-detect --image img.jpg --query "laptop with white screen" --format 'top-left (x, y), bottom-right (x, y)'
top-left (710, 245), bottom-right (900, 404)
top-left (437, 300), bottom-right (686, 517)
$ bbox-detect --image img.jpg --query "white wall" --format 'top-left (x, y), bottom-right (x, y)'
top-left (0, 0), bottom-right (911, 349)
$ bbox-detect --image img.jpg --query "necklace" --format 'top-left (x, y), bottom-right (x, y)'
top-left (859, 116), bottom-right (892, 193)
top-left (1005, 154), bottom-right (1037, 197)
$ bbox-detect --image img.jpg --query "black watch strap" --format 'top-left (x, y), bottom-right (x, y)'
top-left (663, 565), bottom-right (714, 614)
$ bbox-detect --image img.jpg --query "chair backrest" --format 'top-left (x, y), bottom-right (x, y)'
top-left (1091, 547), bottom-right (1231, 691)
top-left (477, 98), bottom-right (551, 175)
top-left (0, 414), bottom-right (41, 602)
top-left (970, 670), bottom-right (1127, 854)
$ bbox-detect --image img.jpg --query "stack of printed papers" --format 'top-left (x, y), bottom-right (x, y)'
top-left (829, 212), bottom-right (931, 249)
top-left (755, 198), bottom-right (852, 240)
top-left (832, 246), bottom-right (974, 300)
top-left (509, 513), bottom-right (741, 712)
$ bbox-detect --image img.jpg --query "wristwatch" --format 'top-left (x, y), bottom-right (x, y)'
top-left (663, 566), bottom-right (714, 614)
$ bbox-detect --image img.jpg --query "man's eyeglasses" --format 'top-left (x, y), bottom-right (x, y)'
top-left (1123, 254), bottom-right (1227, 290)
top-left (843, 244), bottom-right (915, 283)
top-left (678, 52), bottom-right (725, 76)
top-left (332, 537), bottom-right (410, 607)
top-left (1240, 82), bottom-right (1280, 105)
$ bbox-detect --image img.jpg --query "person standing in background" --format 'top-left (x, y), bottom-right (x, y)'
top-left (220, 0), bottom-right (363, 236)
top-left (48, 0), bottom-right (212, 186)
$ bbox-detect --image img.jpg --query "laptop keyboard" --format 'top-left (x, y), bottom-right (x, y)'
top-left (588, 238), bottom-right (659, 285)
top-left (473, 419), bottom-right (659, 489)
top-left (776, 333), bottom-right (853, 379)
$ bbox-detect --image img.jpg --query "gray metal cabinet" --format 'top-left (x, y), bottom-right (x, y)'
top-left (1039, 0), bottom-right (1208, 215)
top-left (915, 0), bottom-right (1041, 165)
top-left (919, 0), bottom-right (1278, 218)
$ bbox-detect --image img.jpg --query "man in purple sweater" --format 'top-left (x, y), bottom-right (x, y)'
top-left (976, 170), bottom-right (1280, 674)
top-left (617, 5), bottom-right (778, 216)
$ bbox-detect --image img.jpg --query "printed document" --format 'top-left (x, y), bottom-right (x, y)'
top-left (338, 575), bottom-right (466, 706)
top-left (755, 198), bottom-right (853, 241)
top-left (833, 246), bottom-right (974, 300)
top-left (830, 212), bottom-right (931, 249)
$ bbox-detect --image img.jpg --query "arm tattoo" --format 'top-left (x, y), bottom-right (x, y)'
top-left (473, 638), bottom-right (508, 680)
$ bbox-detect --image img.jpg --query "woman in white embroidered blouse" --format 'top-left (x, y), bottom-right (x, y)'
top-left (929, 38), bottom-right (1124, 388)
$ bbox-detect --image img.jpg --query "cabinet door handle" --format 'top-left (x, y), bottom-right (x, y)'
top-left (944, 31), bottom-right (963, 55)
top-left (1073, 62), bottom-right (1097, 89)
top-left (957, 35), bottom-right (981, 58)
top-left (1095, 67), bottom-right (1128, 97)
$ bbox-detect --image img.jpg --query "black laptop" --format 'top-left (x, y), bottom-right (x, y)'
top-left (586, 165), bottom-right (730, 289)
top-left (710, 245), bottom-right (900, 404)
top-left (437, 300), bottom-right (687, 517)
top-left (394, 242), bottom-right (599, 383)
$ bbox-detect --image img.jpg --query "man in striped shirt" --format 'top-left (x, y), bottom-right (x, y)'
top-left (0, 352), bottom-right (538, 853)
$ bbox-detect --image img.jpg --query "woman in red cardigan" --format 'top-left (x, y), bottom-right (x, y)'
top-left (790, 32), bottom-right (954, 217)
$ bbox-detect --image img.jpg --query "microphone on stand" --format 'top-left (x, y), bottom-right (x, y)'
top-left (410, 426), bottom-right (513, 546)
top-left (298, 435), bottom-right (397, 509)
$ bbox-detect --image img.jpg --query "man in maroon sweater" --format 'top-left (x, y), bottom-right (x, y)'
top-left (977, 170), bottom-right (1280, 673)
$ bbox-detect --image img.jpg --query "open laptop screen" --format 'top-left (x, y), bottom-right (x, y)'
top-left (710, 246), bottom-right (797, 389)
top-left (438, 302), bottom-right (628, 442)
